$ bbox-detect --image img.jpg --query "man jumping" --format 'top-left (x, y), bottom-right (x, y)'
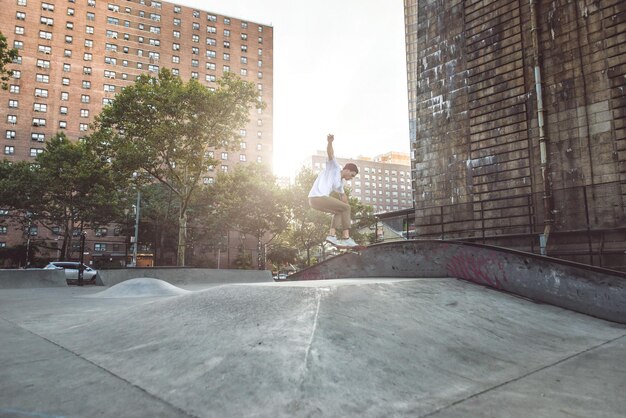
top-left (308, 134), bottom-right (359, 247)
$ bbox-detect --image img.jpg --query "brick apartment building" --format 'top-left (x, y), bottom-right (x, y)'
top-left (404, 0), bottom-right (625, 270)
top-left (0, 0), bottom-right (273, 267)
top-left (303, 151), bottom-right (413, 213)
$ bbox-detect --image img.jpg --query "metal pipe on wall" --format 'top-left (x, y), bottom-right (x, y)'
top-left (529, 0), bottom-right (554, 256)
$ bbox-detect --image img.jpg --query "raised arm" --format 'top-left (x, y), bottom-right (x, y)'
top-left (326, 134), bottom-right (335, 160)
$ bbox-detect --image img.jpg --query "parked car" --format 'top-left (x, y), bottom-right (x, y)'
top-left (277, 273), bottom-right (288, 280)
top-left (44, 262), bottom-right (98, 281)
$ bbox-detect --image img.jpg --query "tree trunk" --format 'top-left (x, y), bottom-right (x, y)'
top-left (177, 210), bottom-right (187, 266)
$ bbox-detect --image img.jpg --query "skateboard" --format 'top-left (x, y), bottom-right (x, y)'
top-left (325, 239), bottom-right (367, 254)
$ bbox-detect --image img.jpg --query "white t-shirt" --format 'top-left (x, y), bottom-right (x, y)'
top-left (308, 159), bottom-right (344, 197)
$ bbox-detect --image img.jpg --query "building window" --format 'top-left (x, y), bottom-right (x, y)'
top-left (86, 26), bottom-right (94, 34)
top-left (16, 12), bottom-right (26, 20)
top-left (8, 100), bottom-right (18, 108)
top-left (63, 63), bottom-right (71, 72)
top-left (59, 121), bottom-right (67, 129)
top-left (38, 45), bottom-right (52, 54)
top-left (62, 77), bottom-right (70, 86)
top-left (206, 62), bottom-right (216, 70)
top-left (205, 74), bottom-right (216, 82)
top-left (39, 31), bottom-right (52, 40)
top-left (240, 68), bottom-right (247, 76)
top-left (35, 89), bottom-right (48, 97)
top-left (239, 154), bottom-right (246, 162)
top-left (60, 106), bottom-right (68, 115)
top-left (4, 146), bottom-right (15, 155)
top-left (33, 103), bottom-right (46, 112)
top-left (10, 85), bottom-right (20, 93)
top-left (81, 94), bottom-right (90, 103)
top-left (30, 148), bottom-right (43, 157)
top-left (80, 109), bottom-right (89, 118)
top-left (0, 226), bottom-right (7, 235)
top-left (94, 243), bottom-right (107, 252)
top-left (15, 26), bottom-right (25, 35)
top-left (224, 29), bottom-right (230, 37)
top-left (6, 130), bottom-right (16, 139)
top-left (79, 123), bottom-right (89, 132)
top-left (31, 133), bottom-right (45, 142)
top-left (36, 74), bottom-right (49, 83)
top-left (223, 53), bottom-right (230, 61)
top-left (83, 53), bottom-right (93, 61)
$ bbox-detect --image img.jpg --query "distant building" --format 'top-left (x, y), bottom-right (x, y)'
top-left (302, 151), bottom-right (413, 213)
top-left (0, 0), bottom-right (273, 267)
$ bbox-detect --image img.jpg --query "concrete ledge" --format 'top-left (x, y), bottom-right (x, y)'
top-left (98, 267), bottom-right (273, 287)
top-left (0, 269), bottom-right (67, 289)
top-left (289, 240), bottom-right (626, 324)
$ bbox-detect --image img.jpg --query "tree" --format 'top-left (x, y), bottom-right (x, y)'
top-left (0, 134), bottom-right (125, 260)
top-left (346, 192), bottom-right (377, 245)
top-left (0, 32), bottom-right (18, 90)
top-left (89, 68), bottom-right (261, 266)
top-left (208, 164), bottom-right (290, 269)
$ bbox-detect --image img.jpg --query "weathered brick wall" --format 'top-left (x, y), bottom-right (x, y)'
top-left (405, 0), bottom-right (625, 266)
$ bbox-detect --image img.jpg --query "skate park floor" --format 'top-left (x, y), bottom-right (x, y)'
top-left (1, 277), bottom-right (625, 417)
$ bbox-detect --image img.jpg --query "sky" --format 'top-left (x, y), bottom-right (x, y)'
top-left (173, 0), bottom-right (410, 178)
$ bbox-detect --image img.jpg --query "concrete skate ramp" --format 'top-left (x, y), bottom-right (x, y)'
top-left (290, 240), bottom-right (626, 324)
top-left (0, 269), bottom-right (67, 288)
top-left (88, 278), bottom-right (190, 298)
top-left (98, 267), bottom-right (272, 286)
top-left (2, 279), bottom-right (624, 417)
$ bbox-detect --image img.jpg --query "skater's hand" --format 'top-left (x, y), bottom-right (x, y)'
top-left (327, 134), bottom-right (334, 143)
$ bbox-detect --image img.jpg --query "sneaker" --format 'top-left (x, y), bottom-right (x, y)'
top-left (339, 237), bottom-right (358, 247)
top-left (325, 235), bottom-right (339, 245)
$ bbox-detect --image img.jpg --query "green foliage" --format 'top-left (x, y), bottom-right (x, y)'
top-left (0, 32), bottom-right (19, 90)
top-left (347, 193), bottom-right (377, 244)
top-left (211, 164), bottom-right (289, 239)
top-left (0, 133), bottom-right (124, 260)
top-left (88, 68), bottom-right (261, 265)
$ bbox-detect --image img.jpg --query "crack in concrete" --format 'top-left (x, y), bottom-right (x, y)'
top-left (421, 333), bottom-right (626, 417)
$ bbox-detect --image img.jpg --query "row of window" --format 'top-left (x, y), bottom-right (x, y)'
top-left (3, 146), bottom-right (43, 157)
top-left (16, 0), bottom-right (264, 30)
top-left (6, 116), bottom-right (90, 131)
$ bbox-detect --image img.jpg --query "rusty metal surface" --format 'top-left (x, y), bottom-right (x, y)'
top-left (289, 240), bottom-right (626, 324)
